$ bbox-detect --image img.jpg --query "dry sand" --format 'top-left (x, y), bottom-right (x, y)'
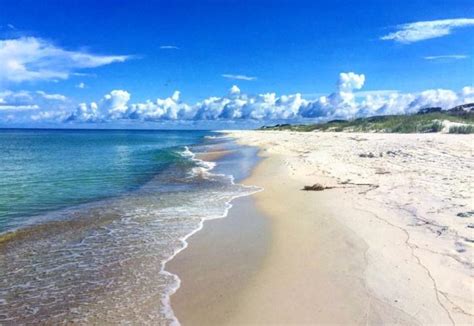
top-left (171, 131), bottom-right (473, 325)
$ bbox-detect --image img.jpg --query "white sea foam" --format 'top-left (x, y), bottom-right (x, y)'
top-left (203, 134), bottom-right (230, 140)
top-left (179, 146), bottom-right (217, 178)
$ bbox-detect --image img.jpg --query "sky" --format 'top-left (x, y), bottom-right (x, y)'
top-left (0, 0), bottom-right (473, 129)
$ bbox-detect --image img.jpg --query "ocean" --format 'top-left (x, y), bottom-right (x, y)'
top-left (0, 129), bottom-right (259, 324)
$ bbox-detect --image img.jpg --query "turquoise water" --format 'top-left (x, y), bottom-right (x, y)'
top-left (0, 129), bottom-right (208, 232)
top-left (0, 129), bottom-right (260, 324)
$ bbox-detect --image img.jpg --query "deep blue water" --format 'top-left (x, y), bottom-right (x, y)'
top-left (0, 129), bottom-right (210, 232)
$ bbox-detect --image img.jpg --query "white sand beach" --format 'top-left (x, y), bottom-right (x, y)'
top-left (172, 131), bottom-right (473, 325)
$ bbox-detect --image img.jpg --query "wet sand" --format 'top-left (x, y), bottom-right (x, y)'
top-left (167, 195), bottom-right (270, 325)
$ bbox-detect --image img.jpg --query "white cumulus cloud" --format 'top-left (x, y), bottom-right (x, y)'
top-left (337, 72), bottom-right (365, 91)
top-left (381, 18), bottom-right (474, 43)
top-left (229, 85), bottom-right (241, 95)
top-left (128, 91), bottom-right (194, 121)
top-left (0, 37), bottom-right (131, 83)
top-left (300, 72), bottom-right (366, 118)
top-left (66, 90), bottom-right (131, 122)
top-left (103, 90), bottom-right (131, 119)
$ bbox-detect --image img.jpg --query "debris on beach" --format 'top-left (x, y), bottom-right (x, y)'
top-left (302, 183), bottom-right (334, 191)
top-left (359, 152), bottom-right (375, 158)
top-left (385, 150), bottom-right (411, 157)
top-left (457, 211), bottom-right (474, 218)
top-left (349, 137), bottom-right (368, 142)
top-left (455, 242), bottom-right (466, 253)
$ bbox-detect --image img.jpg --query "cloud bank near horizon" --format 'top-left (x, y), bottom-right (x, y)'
top-left (7, 72), bottom-right (470, 125)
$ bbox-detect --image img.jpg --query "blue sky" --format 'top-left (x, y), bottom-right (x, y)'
top-left (0, 0), bottom-right (473, 128)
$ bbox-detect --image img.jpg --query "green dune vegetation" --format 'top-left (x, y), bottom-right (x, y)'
top-left (261, 104), bottom-right (474, 133)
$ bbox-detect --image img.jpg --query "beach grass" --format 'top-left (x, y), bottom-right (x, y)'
top-left (449, 124), bottom-right (474, 134)
top-left (262, 110), bottom-right (474, 133)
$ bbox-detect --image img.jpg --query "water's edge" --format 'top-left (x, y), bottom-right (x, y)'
top-left (160, 142), bottom-right (263, 325)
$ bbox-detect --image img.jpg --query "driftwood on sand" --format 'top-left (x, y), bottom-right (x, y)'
top-left (302, 183), bottom-right (334, 191)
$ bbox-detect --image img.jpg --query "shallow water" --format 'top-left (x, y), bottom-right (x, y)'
top-left (0, 129), bottom-right (210, 232)
top-left (0, 130), bottom-right (260, 324)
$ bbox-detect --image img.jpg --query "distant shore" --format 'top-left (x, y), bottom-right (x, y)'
top-left (170, 130), bottom-right (473, 325)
